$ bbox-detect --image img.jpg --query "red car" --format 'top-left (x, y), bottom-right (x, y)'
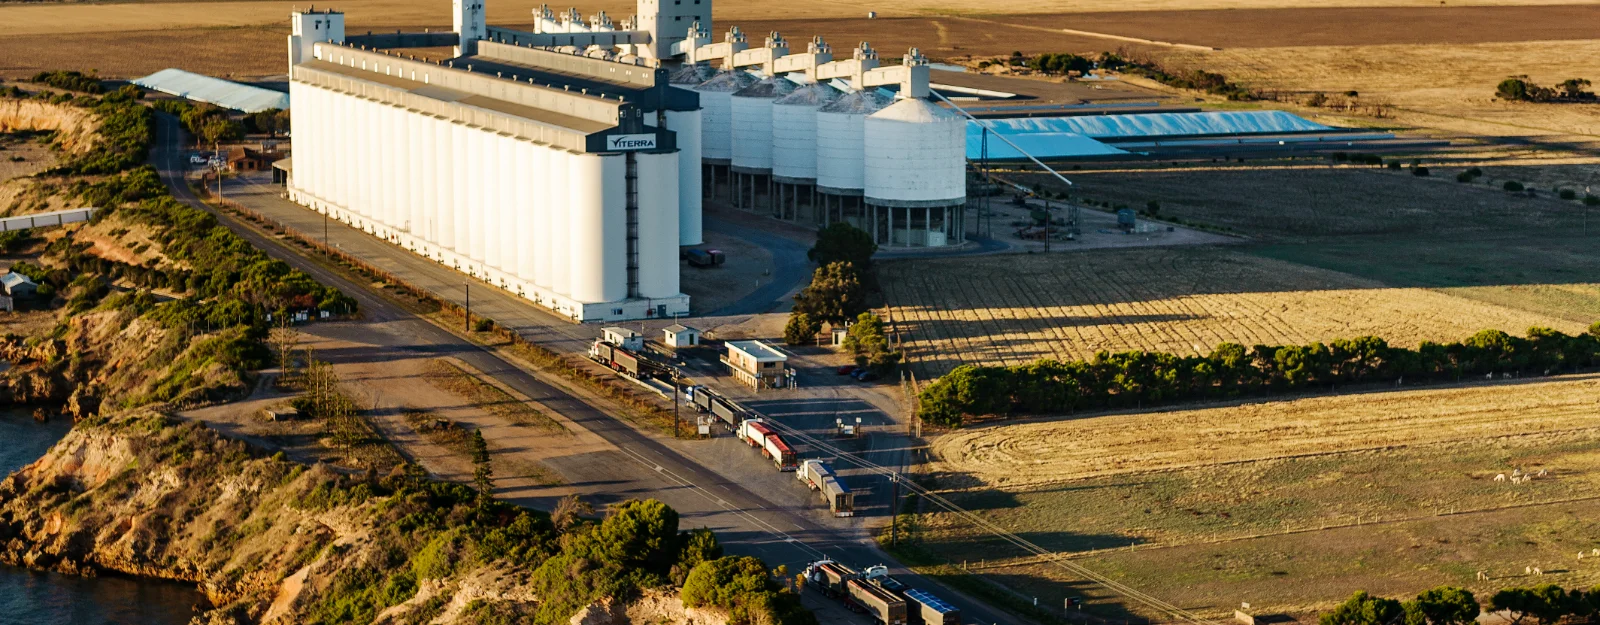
top-left (836, 365), bottom-right (858, 376)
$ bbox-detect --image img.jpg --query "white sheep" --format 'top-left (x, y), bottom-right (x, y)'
top-left (1526, 566), bottom-right (1533, 575)
top-left (1495, 474), bottom-right (1507, 482)
top-left (1538, 469), bottom-right (1548, 477)
top-left (1513, 468), bottom-right (1523, 477)
top-left (1534, 567), bottom-right (1544, 576)
top-left (1477, 570), bottom-right (1489, 581)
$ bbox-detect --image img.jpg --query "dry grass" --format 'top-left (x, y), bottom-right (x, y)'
top-left (910, 375), bottom-right (1600, 619)
top-left (879, 246), bottom-right (1587, 377)
top-left (0, 136), bottom-right (55, 182)
top-left (402, 409), bottom-right (563, 486)
top-left (423, 358), bottom-right (565, 432)
top-left (1160, 38), bottom-right (1600, 143)
top-left (931, 375), bottom-right (1600, 488)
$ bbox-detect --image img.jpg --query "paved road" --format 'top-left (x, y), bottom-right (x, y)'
top-left (154, 114), bottom-right (1022, 625)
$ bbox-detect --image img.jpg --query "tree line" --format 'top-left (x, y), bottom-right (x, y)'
top-left (1496, 76), bottom-right (1594, 103)
top-left (918, 324), bottom-right (1600, 426)
top-left (1323, 584), bottom-right (1600, 625)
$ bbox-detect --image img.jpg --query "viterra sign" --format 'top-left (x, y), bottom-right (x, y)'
top-left (606, 134), bottom-right (658, 151)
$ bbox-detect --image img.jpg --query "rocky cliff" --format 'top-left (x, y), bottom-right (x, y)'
top-left (0, 406), bottom-right (737, 625)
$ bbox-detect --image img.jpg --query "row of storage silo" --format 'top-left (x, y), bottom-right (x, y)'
top-left (687, 68), bottom-right (966, 226)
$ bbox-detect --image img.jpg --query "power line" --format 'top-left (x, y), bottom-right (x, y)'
top-left (753, 415), bottom-right (1220, 625)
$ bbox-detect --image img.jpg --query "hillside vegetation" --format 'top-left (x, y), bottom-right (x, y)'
top-left (0, 406), bottom-right (811, 625)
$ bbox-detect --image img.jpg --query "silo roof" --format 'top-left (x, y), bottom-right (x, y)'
top-left (775, 83), bottom-right (840, 106)
top-left (133, 68), bottom-right (290, 113)
top-left (694, 70), bottom-right (758, 93)
top-left (818, 89), bottom-right (892, 114)
top-left (732, 76), bottom-right (797, 99)
top-left (669, 63), bottom-right (719, 85)
top-left (869, 97), bottom-right (961, 123)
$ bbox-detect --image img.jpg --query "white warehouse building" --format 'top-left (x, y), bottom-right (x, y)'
top-left (282, 0), bottom-right (966, 320)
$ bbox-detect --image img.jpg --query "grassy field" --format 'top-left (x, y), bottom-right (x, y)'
top-left (909, 374), bottom-right (1600, 619)
top-left (878, 246), bottom-right (1588, 377)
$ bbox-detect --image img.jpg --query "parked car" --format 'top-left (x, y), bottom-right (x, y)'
top-left (189, 154), bottom-right (208, 165)
top-left (852, 369), bottom-right (879, 382)
top-left (835, 365), bottom-right (857, 376)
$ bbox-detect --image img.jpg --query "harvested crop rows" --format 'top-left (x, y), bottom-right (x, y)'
top-left (929, 375), bottom-right (1600, 488)
top-left (879, 247), bottom-right (1584, 377)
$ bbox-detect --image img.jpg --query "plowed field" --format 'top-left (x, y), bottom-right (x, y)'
top-left (879, 247), bottom-right (1586, 377)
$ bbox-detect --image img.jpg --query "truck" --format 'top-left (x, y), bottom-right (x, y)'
top-left (845, 578), bottom-right (907, 625)
top-left (763, 434), bottom-right (798, 471)
top-left (863, 565), bottom-right (907, 594)
top-left (804, 560), bottom-right (857, 598)
top-left (798, 460), bottom-right (854, 516)
top-left (690, 386), bottom-right (714, 413)
top-left (820, 477), bottom-right (854, 517)
top-left (588, 340), bottom-right (642, 378)
top-left (737, 419), bottom-right (773, 448)
top-left (901, 588), bottom-right (961, 625)
top-left (710, 395), bottom-right (741, 428)
top-left (684, 248), bottom-right (725, 268)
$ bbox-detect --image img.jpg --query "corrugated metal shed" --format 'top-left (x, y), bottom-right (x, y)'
top-left (966, 122), bottom-right (1127, 160)
top-left (133, 69), bottom-right (290, 113)
top-left (977, 110), bottom-right (1331, 139)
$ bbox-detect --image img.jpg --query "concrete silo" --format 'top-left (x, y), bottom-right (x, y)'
top-left (730, 75), bottom-right (795, 212)
top-left (771, 82), bottom-right (839, 222)
top-left (692, 71), bottom-right (757, 201)
top-left (863, 97), bottom-right (967, 247)
top-left (815, 89), bottom-right (892, 231)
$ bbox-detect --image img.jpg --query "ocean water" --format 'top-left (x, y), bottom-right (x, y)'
top-left (0, 409), bottom-right (204, 625)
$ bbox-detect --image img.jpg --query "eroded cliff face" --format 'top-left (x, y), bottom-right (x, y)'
top-left (0, 408), bottom-right (731, 625)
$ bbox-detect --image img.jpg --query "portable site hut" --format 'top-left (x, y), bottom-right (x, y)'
top-left (662, 324), bottom-right (701, 348)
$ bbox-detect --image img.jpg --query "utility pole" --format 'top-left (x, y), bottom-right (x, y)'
top-left (890, 471), bottom-right (899, 547)
top-left (671, 368), bottom-right (680, 438)
top-left (464, 282), bottom-right (471, 333)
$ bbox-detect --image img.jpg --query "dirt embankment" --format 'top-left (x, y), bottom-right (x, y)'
top-left (0, 407), bottom-right (733, 625)
top-left (0, 98), bottom-right (100, 156)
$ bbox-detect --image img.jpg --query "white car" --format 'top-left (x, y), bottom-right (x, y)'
top-left (189, 154), bottom-right (207, 165)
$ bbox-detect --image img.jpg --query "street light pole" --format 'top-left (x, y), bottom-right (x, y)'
top-left (672, 369), bottom-right (680, 438)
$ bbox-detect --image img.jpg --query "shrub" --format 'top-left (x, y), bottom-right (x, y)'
top-left (1387, 161), bottom-right (1401, 170)
top-left (1504, 180), bottom-right (1525, 192)
top-left (1411, 166), bottom-right (1429, 177)
top-left (1455, 171), bottom-right (1475, 183)
top-left (1585, 194), bottom-right (1600, 206)
top-left (1559, 189), bottom-right (1577, 200)
top-left (783, 312), bottom-right (820, 346)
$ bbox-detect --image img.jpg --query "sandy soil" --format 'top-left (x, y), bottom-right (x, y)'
top-left (181, 326), bottom-right (614, 506)
top-left (0, 137), bottom-right (55, 183)
top-left (879, 246), bottom-right (1586, 376)
top-left (930, 374), bottom-right (1600, 488)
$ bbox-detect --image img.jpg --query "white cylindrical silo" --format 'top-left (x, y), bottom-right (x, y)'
top-left (772, 83), bottom-right (838, 184)
top-left (816, 90), bottom-right (892, 195)
top-left (568, 153), bottom-right (626, 304)
top-left (663, 109), bottom-right (702, 246)
top-left (381, 104), bottom-right (398, 232)
top-left (531, 146), bottom-right (553, 290)
top-left (287, 81), bottom-right (305, 195)
top-left (482, 132), bottom-right (502, 271)
top-left (439, 118), bottom-right (458, 252)
top-left (547, 150), bottom-right (572, 296)
top-left (863, 98), bottom-right (967, 206)
top-left (635, 151), bottom-right (680, 299)
top-left (353, 97), bottom-right (371, 219)
top-left (466, 127), bottom-right (486, 264)
top-left (408, 109), bottom-right (425, 237)
top-left (691, 71), bottom-right (755, 164)
top-left (417, 114), bottom-right (435, 244)
top-left (452, 123), bottom-right (470, 254)
top-left (498, 133), bottom-right (518, 272)
top-left (731, 77), bottom-right (795, 173)
top-left (515, 140), bottom-right (535, 284)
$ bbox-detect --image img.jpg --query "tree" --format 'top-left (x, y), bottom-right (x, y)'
top-left (842, 311), bottom-right (901, 374)
top-left (1497, 77), bottom-right (1532, 101)
top-left (1408, 586), bottom-right (1480, 625)
top-left (1491, 585), bottom-right (1573, 625)
top-left (594, 499), bottom-right (680, 574)
top-left (199, 116), bottom-right (244, 145)
top-left (673, 527), bottom-right (723, 584)
top-left (792, 262), bottom-right (866, 325)
top-left (470, 429), bottom-right (494, 505)
top-left (1322, 591), bottom-right (1406, 625)
top-left (1559, 78), bottom-right (1592, 99)
top-left (783, 311), bottom-right (821, 346)
top-left (807, 222), bottom-right (877, 270)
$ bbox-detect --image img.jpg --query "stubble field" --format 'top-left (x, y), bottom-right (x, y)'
top-left (909, 375), bottom-right (1600, 619)
top-left (878, 246), bottom-right (1588, 378)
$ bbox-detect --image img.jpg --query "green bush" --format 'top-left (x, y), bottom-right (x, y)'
top-left (1585, 194), bottom-right (1600, 206)
top-left (783, 312), bottom-right (820, 346)
top-left (1455, 171), bottom-right (1475, 183)
top-left (1411, 166), bottom-right (1429, 177)
top-left (1504, 180), bottom-right (1525, 192)
top-left (1559, 189), bottom-right (1577, 200)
